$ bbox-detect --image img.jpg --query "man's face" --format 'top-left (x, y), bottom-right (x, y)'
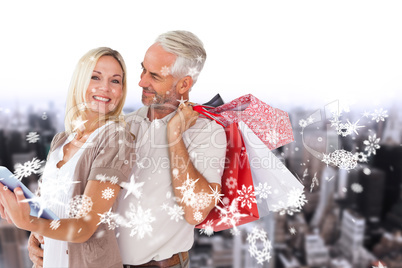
top-left (139, 43), bottom-right (180, 107)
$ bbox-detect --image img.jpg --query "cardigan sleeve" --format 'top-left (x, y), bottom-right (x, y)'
top-left (87, 123), bottom-right (136, 187)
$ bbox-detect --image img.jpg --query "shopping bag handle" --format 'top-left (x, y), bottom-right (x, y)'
top-left (193, 105), bottom-right (225, 127)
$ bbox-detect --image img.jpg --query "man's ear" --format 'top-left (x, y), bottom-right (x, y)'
top-left (176, 76), bottom-right (193, 95)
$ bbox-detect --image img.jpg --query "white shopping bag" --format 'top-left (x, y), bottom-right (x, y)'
top-left (238, 121), bottom-right (304, 217)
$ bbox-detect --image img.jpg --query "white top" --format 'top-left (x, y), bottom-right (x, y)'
top-left (117, 106), bottom-right (226, 265)
top-left (41, 123), bottom-right (109, 268)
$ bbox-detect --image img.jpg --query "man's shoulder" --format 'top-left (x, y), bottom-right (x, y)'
top-left (124, 106), bottom-right (148, 126)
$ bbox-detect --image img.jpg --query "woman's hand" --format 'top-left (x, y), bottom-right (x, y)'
top-left (0, 183), bottom-right (31, 230)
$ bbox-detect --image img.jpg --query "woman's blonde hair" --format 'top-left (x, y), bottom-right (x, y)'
top-left (64, 47), bottom-right (127, 135)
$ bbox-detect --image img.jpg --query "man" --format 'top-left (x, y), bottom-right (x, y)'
top-left (29, 30), bottom-right (227, 268)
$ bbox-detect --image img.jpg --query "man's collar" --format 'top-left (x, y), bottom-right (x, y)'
top-left (128, 106), bottom-right (177, 125)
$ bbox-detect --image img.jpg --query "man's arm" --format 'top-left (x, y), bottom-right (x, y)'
top-left (28, 232), bottom-right (44, 268)
top-left (167, 104), bottom-right (225, 225)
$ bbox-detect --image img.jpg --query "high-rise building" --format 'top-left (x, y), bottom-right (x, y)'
top-left (337, 210), bottom-right (365, 265)
top-left (304, 230), bottom-right (330, 267)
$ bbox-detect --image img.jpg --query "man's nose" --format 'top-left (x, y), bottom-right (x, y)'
top-left (139, 73), bottom-right (150, 88)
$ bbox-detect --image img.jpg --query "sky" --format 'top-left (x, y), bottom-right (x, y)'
top-left (0, 0), bottom-right (402, 112)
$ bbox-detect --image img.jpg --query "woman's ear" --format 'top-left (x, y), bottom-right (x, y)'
top-left (176, 76), bottom-right (193, 95)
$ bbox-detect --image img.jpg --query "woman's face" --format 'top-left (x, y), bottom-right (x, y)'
top-left (85, 55), bottom-right (124, 116)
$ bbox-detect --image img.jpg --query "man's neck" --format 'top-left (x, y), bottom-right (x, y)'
top-left (147, 105), bottom-right (177, 121)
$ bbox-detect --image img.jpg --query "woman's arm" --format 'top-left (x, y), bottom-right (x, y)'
top-left (0, 180), bottom-right (120, 243)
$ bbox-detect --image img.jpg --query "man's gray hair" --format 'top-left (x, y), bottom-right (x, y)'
top-left (155, 30), bottom-right (206, 86)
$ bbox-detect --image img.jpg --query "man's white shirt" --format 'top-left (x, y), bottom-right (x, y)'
top-left (117, 106), bottom-right (226, 265)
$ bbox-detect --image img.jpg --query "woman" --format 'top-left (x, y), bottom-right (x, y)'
top-left (0, 47), bottom-right (135, 268)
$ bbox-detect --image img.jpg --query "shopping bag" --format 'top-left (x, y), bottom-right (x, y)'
top-left (237, 121), bottom-right (304, 217)
top-left (195, 94), bottom-right (294, 150)
top-left (195, 123), bottom-right (259, 232)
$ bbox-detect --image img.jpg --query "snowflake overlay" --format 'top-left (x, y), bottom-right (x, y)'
top-left (255, 183), bottom-right (272, 199)
top-left (363, 134), bottom-right (381, 156)
top-left (97, 208), bottom-right (120, 230)
top-left (26, 132), bottom-right (40, 143)
top-left (199, 220), bottom-right (214, 236)
top-left (216, 199), bottom-right (249, 232)
top-left (176, 175), bottom-right (199, 206)
top-left (102, 187), bottom-right (115, 200)
top-left (272, 188), bottom-right (307, 216)
top-left (50, 220), bottom-right (61, 230)
top-left (125, 203), bottom-right (155, 239)
top-left (14, 158), bottom-right (44, 180)
top-left (161, 203), bottom-right (184, 222)
top-left (67, 195), bottom-right (93, 219)
top-left (246, 227), bottom-right (272, 264)
top-left (225, 176), bottom-right (237, 190)
top-left (237, 184), bottom-right (257, 209)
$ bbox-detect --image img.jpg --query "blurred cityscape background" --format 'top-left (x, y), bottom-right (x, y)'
top-left (0, 99), bottom-right (401, 268)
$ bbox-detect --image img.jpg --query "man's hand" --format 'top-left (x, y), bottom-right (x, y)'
top-left (28, 232), bottom-right (44, 268)
top-left (167, 102), bottom-right (199, 139)
top-left (0, 202), bottom-right (12, 224)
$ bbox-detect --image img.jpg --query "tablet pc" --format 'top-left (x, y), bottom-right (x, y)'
top-left (0, 166), bottom-right (59, 220)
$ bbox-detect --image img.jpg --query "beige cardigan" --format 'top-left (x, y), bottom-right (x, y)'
top-left (44, 122), bottom-right (135, 268)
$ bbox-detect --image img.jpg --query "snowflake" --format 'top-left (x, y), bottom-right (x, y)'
top-left (97, 208), bottom-right (119, 230)
top-left (216, 199), bottom-right (248, 232)
top-left (322, 153), bottom-right (332, 166)
top-left (255, 183), bottom-right (272, 199)
top-left (125, 203), bottom-right (155, 239)
top-left (110, 176), bottom-right (119, 185)
top-left (351, 183), bottom-right (363, 193)
top-left (26, 132), bottom-right (40, 143)
top-left (289, 227), bottom-right (296, 235)
top-left (265, 130), bottom-right (279, 146)
top-left (330, 149), bottom-right (357, 170)
top-left (71, 116), bottom-right (88, 131)
top-left (199, 220), bottom-right (214, 236)
top-left (177, 96), bottom-right (188, 106)
top-left (192, 192), bottom-right (212, 210)
top-left (208, 185), bottom-right (224, 206)
top-left (287, 188), bottom-right (307, 210)
top-left (310, 172), bottom-right (319, 192)
top-left (195, 55), bottom-right (204, 63)
top-left (246, 227), bottom-right (272, 264)
top-left (329, 112), bottom-right (341, 127)
top-left (348, 119), bottom-right (365, 135)
top-left (96, 174), bottom-right (108, 183)
top-left (40, 173), bottom-right (80, 211)
top-left (14, 158), bottom-right (44, 180)
top-left (237, 184), bottom-right (257, 209)
top-left (102, 187), bottom-right (114, 200)
top-left (193, 211), bottom-right (203, 222)
top-left (336, 123), bottom-right (353, 137)
top-left (67, 195), bottom-right (93, 219)
top-left (371, 108), bottom-right (388, 123)
top-left (50, 220), bottom-right (60, 230)
top-left (364, 134), bottom-right (380, 156)
top-left (176, 175), bottom-right (198, 206)
top-left (230, 228), bottom-right (241, 236)
top-left (121, 175), bottom-right (144, 199)
top-left (225, 176), bottom-right (237, 189)
top-left (299, 119), bottom-right (307, 128)
top-left (187, 67), bottom-right (199, 77)
top-left (162, 204), bottom-right (184, 222)
top-left (161, 65), bottom-right (170, 76)
top-left (354, 152), bottom-right (368, 163)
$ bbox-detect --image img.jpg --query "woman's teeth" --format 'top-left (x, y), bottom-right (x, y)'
top-left (93, 96), bottom-right (110, 102)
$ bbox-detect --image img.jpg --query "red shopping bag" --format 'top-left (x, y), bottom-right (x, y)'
top-left (195, 123), bottom-right (259, 232)
top-left (196, 94), bottom-right (294, 150)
